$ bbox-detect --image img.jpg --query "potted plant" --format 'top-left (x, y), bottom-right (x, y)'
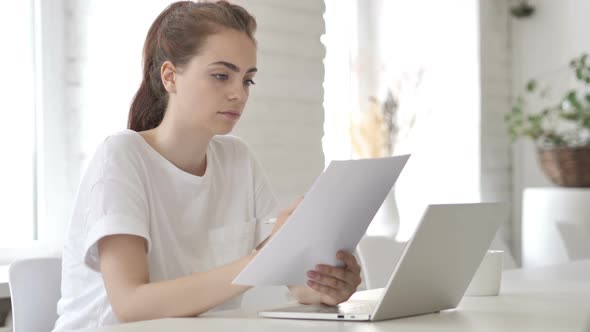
top-left (505, 53), bottom-right (590, 187)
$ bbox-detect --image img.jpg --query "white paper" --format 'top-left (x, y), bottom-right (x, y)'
top-left (232, 154), bottom-right (410, 286)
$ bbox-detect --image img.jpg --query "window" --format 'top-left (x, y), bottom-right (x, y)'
top-left (76, 1), bottom-right (169, 172)
top-left (0, 1), bottom-right (38, 246)
top-left (323, 0), bottom-right (481, 240)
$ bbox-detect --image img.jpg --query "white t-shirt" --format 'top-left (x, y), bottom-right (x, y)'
top-left (52, 130), bottom-right (278, 331)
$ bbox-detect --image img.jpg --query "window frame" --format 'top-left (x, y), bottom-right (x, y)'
top-left (0, 0), bottom-right (68, 264)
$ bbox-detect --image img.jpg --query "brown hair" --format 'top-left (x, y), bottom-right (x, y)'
top-left (128, 1), bottom-right (257, 132)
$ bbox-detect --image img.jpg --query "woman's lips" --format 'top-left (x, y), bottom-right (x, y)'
top-left (218, 111), bottom-right (241, 120)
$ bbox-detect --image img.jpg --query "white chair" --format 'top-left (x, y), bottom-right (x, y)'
top-left (356, 236), bottom-right (406, 289)
top-left (522, 187), bottom-right (590, 267)
top-left (556, 221), bottom-right (590, 261)
top-left (8, 257), bottom-right (62, 332)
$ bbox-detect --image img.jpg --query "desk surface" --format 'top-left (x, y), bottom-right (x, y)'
top-left (69, 260), bottom-right (590, 332)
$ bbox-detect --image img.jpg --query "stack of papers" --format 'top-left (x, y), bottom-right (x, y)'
top-left (233, 155), bottom-right (410, 286)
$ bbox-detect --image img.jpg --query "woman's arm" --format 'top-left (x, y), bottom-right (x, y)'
top-left (98, 234), bottom-right (254, 323)
top-left (98, 197), bottom-right (304, 323)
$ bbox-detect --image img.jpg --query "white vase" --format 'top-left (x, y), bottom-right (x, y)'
top-left (367, 187), bottom-right (400, 237)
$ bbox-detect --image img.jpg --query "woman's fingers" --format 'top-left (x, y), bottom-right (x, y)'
top-left (337, 250), bottom-right (361, 274)
top-left (306, 280), bottom-right (347, 305)
top-left (313, 251), bottom-right (362, 286)
top-left (306, 250), bottom-right (363, 306)
top-left (312, 264), bottom-right (359, 287)
top-left (307, 269), bottom-right (355, 292)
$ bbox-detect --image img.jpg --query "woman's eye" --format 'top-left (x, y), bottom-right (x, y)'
top-left (244, 79), bottom-right (256, 86)
top-left (212, 74), bottom-right (229, 81)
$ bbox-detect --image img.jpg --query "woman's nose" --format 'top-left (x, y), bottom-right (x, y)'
top-left (227, 82), bottom-right (247, 101)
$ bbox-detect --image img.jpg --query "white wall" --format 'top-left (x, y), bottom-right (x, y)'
top-left (509, 0), bottom-right (590, 263)
top-left (231, 0), bottom-right (326, 209)
top-left (479, 0), bottom-right (514, 262)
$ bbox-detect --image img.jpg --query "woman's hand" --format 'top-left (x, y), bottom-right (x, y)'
top-left (270, 196), bottom-right (304, 237)
top-left (255, 197), bottom-right (303, 252)
top-left (306, 251), bottom-right (362, 306)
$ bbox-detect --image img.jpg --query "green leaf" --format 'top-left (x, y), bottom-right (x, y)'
top-left (566, 90), bottom-right (582, 110)
top-left (526, 79), bottom-right (537, 92)
top-left (582, 53), bottom-right (588, 65)
top-left (567, 90), bottom-right (577, 99)
top-left (560, 112), bottom-right (578, 121)
top-left (576, 68), bottom-right (583, 80)
top-left (511, 105), bottom-right (523, 114)
top-left (546, 132), bottom-right (568, 146)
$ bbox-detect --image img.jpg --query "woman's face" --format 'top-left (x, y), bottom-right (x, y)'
top-left (165, 28), bottom-right (257, 136)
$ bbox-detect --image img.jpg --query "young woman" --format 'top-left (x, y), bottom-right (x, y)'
top-left (53, 1), bottom-right (361, 330)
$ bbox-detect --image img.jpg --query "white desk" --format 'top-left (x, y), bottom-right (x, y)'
top-left (69, 260), bottom-right (590, 332)
top-left (0, 266), bottom-right (8, 298)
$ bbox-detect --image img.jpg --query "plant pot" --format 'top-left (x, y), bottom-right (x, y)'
top-left (537, 146), bottom-right (590, 187)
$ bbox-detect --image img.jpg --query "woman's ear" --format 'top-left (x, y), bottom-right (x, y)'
top-left (161, 61), bottom-right (177, 93)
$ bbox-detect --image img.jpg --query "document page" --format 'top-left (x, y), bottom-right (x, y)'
top-left (233, 155), bottom-right (410, 286)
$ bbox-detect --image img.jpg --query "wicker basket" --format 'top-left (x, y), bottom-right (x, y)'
top-left (537, 146), bottom-right (590, 187)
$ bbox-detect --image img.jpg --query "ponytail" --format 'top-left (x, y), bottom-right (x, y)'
top-left (127, 2), bottom-right (174, 131)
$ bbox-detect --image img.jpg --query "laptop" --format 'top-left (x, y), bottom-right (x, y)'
top-left (258, 202), bottom-right (503, 321)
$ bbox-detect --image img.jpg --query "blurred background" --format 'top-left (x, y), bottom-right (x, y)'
top-left (1, 0), bottom-right (589, 278)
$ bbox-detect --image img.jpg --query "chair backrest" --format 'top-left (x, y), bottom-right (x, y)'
top-left (8, 257), bottom-right (62, 332)
top-left (356, 236), bottom-right (406, 289)
top-left (556, 221), bottom-right (590, 261)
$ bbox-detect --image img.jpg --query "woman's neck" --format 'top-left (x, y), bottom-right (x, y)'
top-left (140, 122), bottom-right (212, 177)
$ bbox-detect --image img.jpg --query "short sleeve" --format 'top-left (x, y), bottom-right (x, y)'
top-left (82, 138), bottom-right (151, 272)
